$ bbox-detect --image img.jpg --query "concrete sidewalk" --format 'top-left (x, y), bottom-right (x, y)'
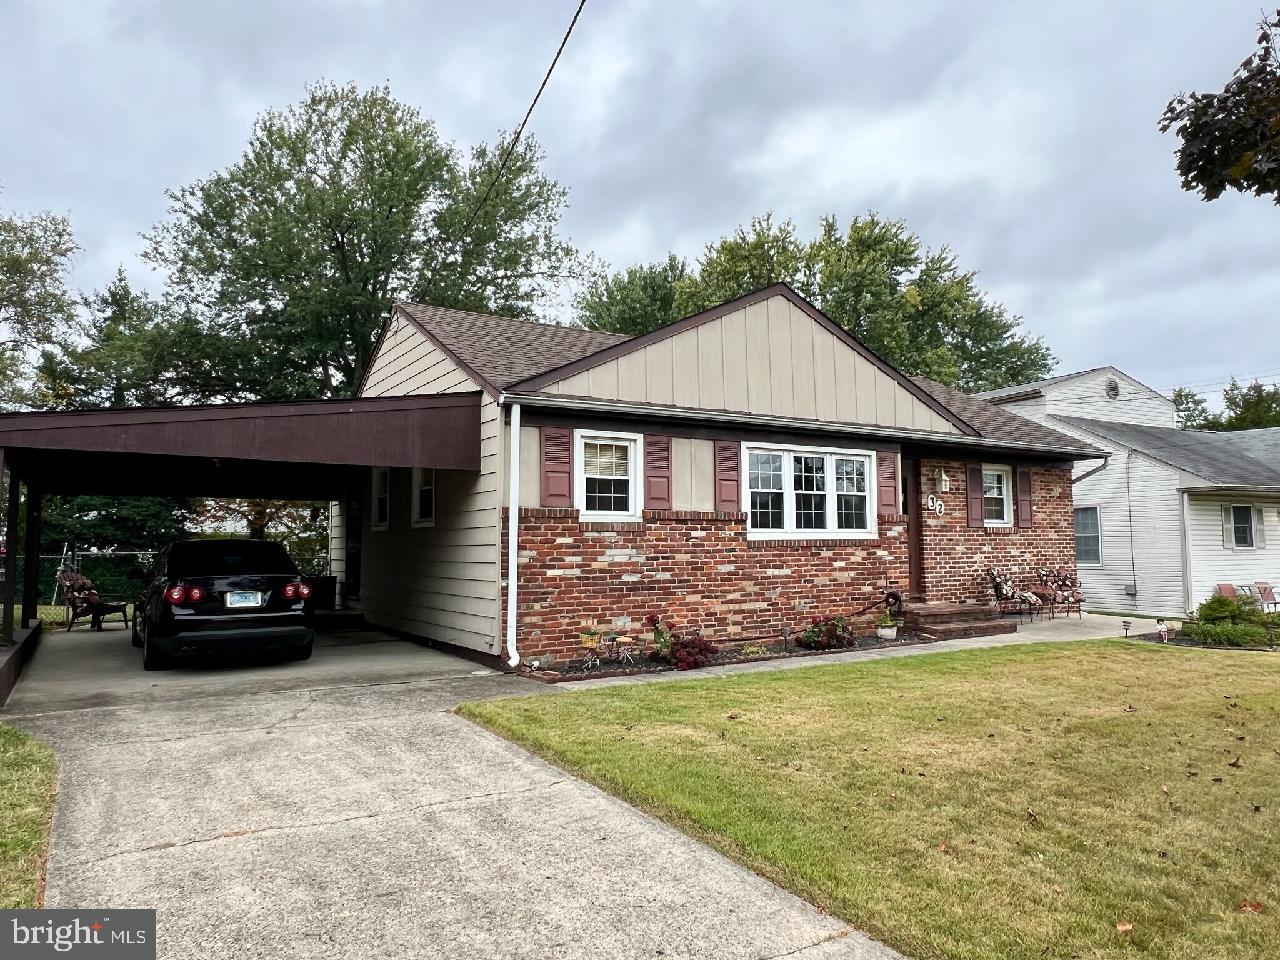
top-left (569, 612), bottom-right (1158, 689)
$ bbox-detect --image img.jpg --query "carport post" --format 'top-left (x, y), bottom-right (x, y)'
top-left (1, 449), bottom-right (18, 645)
top-left (21, 481), bottom-right (41, 629)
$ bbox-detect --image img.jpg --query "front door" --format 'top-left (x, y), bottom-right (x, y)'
top-left (902, 457), bottom-right (924, 600)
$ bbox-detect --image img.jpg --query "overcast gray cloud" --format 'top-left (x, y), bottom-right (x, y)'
top-left (2, 0), bottom-right (1276, 401)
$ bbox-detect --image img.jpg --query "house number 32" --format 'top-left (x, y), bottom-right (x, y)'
top-left (926, 495), bottom-right (945, 516)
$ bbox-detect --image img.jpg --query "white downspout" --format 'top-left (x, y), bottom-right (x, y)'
top-left (505, 403), bottom-right (522, 667)
top-left (1180, 491), bottom-right (1194, 616)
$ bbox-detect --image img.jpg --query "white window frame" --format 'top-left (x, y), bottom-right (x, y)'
top-left (740, 442), bottom-right (878, 541)
top-left (981, 464), bottom-right (1014, 528)
top-left (371, 467), bottom-right (390, 532)
top-left (411, 467), bottom-right (436, 528)
top-left (1073, 505), bottom-right (1103, 567)
top-left (1231, 503), bottom-right (1256, 549)
top-left (574, 430), bottom-right (644, 522)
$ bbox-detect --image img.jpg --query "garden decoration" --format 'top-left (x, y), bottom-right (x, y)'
top-left (987, 568), bottom-right (1041, 621)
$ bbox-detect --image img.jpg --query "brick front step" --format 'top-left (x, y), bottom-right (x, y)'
top-left (914, 619), bottom-right (1019, 641)
top-left (903, 603), bottom-right (1001, 626)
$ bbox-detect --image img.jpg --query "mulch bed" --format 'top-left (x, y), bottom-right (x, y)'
top-left (520, 631), bottom-right (942, 683)
top-left (1133, 631), bottom-right (1280, 653)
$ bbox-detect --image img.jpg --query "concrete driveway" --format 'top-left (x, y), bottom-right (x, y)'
top-left (7, 629), bottom-right (893, 960)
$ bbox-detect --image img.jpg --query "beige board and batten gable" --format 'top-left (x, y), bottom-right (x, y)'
top-left (537, 294), bottom-right (960, 435)
top-left (355, 310), bottom-right (502, 655)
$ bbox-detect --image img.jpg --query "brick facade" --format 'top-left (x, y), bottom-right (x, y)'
top-left (916, 459), bottom-right (1075, 603)
top-left (502, 461), bottom-right (1075, 662)
top-left (503, 508), bottom-right (909, 662)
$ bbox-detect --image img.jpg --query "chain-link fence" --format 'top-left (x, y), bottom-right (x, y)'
top-left (2, 549), bottom-right (331, 606)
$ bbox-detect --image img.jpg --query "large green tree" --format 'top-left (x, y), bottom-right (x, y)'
top-left (577, 213), bottom-right (1054, 391)
top-left (1160, 10), bottom-right (1280, 203)
top-left (145, 81), bottom-right (586, 400)
top-left (0, 191), bottom-right (79, 408)
top-left (1172, 379), bottom-right (1280, 430)
top-left (32, 269), bottom-right (224, 409)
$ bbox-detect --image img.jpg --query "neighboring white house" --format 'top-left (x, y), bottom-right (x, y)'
top-left (977, 366), bottom-right (1280, 616)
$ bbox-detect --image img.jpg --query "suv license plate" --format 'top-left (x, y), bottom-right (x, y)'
top-left (226, 591), bottom-right (263, 608)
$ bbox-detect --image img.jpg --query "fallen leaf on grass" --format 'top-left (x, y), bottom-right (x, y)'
top-left (1123, 705), bottom-right (1138, 713)
top-left (1052, 884), bottom-right (1064, 895)
top-left (1240, 900), bottom-right (1265, 914)
top-left (1228, 756), bottom-right (1243, 769)
top-left (1116, 922), bottom-right (1134, 935)
top-left (1160, 784), bottom-right (1170, 795)
top-left (1026, 808), bottom-right (1040, 823)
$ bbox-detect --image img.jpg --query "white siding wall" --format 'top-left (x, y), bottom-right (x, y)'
top-left (1185, 493), bottom-right (1280, 610)
top-left (356, 316), bottom-right (501, 654)
top-left (1041, 369), bottom-right (1176, 427)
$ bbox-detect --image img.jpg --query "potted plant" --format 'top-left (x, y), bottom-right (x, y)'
top-left (875, 609), bottom-right (899, 642)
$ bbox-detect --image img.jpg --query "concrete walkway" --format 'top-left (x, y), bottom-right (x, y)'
top-left (9, 643), bottom-right (897, 959)
top-left (569, 612), bottom-right (1159, 689)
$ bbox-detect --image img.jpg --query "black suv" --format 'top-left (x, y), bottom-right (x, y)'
top-left (132, 539), bottom-right (315, 670)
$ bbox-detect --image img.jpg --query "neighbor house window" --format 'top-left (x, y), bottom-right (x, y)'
top-left (744, 444), bottom-right (874, 538)
top-left (982, 465), bottom-right (1013, 526)
top-left (411, 468), bottom-right (435, 528)
top-left (371, 467), bottom-right (390, 531)
top-left (1232, 504), bottom-right (1255, 548)
top-left (1074, 506), bottom-right (1101, 566)
top-left (575, 431), bottom-right (642, 520)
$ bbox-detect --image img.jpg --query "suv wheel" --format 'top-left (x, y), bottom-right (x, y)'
top-left (131, 607), bottom-right (143, 648)
top-left (142, 632), bottom-right (171, 671)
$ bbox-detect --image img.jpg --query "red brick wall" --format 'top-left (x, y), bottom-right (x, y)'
top-left (503, 508), bottom-right (909, 662)
top-left (916, 459), bottom-right (1075, 604)
top-left (501, 460), bottom-right (1075, 661)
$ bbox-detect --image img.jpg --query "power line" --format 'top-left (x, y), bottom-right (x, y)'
top-left (454, 0), bottom-right (588, 247)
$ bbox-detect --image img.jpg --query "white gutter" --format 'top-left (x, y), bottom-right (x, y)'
top-left (501, 391), bottom-right (1103, 459)
top-left (504, 402), bottom-right (522, 667)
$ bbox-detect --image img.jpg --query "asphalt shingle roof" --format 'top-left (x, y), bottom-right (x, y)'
top-left (912, 378), bottom-right (1104, 457)
top-left (395, 301), bottom-right (1103, 457)
top-left (397, 303), bottom-right (628, 391)
top-left (1056, 417), bottom-right (1280, 487)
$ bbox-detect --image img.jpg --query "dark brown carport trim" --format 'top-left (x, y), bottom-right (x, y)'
top-left (0, 392), bottom-right (482, 471)
top-left (504, 283), bottom-right (979, 437)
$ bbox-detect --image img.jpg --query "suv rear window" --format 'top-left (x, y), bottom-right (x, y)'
top-left (166, 540), bottom-right (298, 578)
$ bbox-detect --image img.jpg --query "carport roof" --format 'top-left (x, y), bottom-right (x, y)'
top-left (0, 392), bottom-right (481, 498)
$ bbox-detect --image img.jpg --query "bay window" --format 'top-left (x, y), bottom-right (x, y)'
top-left (744, 444), bottom-right (875, 538)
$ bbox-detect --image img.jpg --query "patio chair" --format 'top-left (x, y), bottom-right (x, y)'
top-left (986, 568), bottom-right (1039, 621)
top-left (1256, 582), bottom-right (1278, 612)
top-left (57, 568), bottom-right (129, 632)
top-left (1051, 568), bottom-right (1084, 620)
top-left (1215, 583), bottom-right (1238, 599)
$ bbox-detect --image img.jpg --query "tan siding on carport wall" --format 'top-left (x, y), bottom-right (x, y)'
top-left (541, 295), bottom-right (958, 434)
top-left (358, 321), bottom-right (501, 654)
top-left (363, 314), bottom-right (476, 397)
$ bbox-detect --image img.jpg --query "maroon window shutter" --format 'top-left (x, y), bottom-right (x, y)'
top-left (644, 435), bottom-right (672, 510)
top-left (876, 451), bottom-right (899, 517)
top-left (714, 441), bottom-right (740, 513)
top-left (539, 426), bottom-right (573, 508)
top-left (1015, 467), bottom-right (1034, 529)
top-left (966, 464), bottom-right (985, 527)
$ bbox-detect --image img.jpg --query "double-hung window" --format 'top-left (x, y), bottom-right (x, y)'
top-left (411, 468), bottom-right (435, 528)
top-left (1074, 506), bottom-right (1101, 566)
top-left (371, 467), bottom-right (390, 531)
top-left (575, 431), bottom-right (643, 520)
top-left (744, 444), bottom-right (874, 538)
top-left (1232, 504), bottom-right (1255, 548)
top-left (982, 465), bottom-right (1013, 527)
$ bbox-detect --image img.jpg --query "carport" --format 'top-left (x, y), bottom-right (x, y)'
top-left (0, 392), bottom-right (481, 646)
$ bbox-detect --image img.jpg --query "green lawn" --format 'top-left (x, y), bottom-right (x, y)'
top-left (0, 725), bottom-right (57, 908)
top-left (461, 641), bottom-right (1280, 960)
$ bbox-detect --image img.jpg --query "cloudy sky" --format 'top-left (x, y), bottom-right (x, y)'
top-left (3, 0), bottom-right (1276, 402)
